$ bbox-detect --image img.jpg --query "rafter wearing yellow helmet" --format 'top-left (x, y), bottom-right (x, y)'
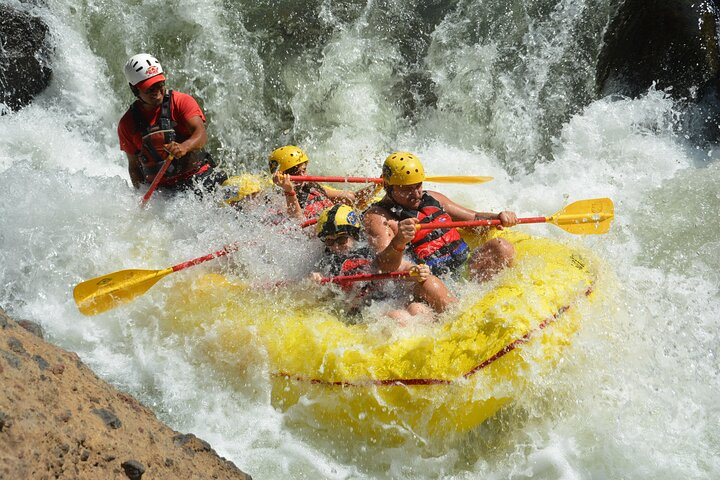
top-left (221, 173), bottom-right (273, 206)
top-left (365, 151), bottom-right (519, 283)
top-left (381, 151), bottom-right (426, 186)
top-left (310, 204), bottom-right (456, 323)
top-left (269, 145), bottom-right (382, 221)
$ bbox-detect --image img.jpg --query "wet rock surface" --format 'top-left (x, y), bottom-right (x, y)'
top-left (0, 5), bottom-right (53, 112)
top-left (596, 0), bottom-right (720, 144)
top-left (0, 308), bottom-right (252, 480)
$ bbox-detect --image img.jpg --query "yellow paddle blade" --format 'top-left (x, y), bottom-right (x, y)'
top-left (73, 267), bottom-right (174, 316)
top-left (425, 175), bottom-right (494, 184)
top-left (548, 198), bottom-right (614, 234)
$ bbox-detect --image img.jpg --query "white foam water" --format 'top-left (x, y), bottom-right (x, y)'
top-left (1, 0), bottom-right (718, 478)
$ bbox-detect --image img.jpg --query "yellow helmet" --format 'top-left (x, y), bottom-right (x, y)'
top-left (221, 174), bottom-right (270, 204)
top-left (382, 151), bottom-right (426, 185)
top-left (316, 204), bottom-right (361, 240)
top-left (268, 145), bottom-right (309, 173)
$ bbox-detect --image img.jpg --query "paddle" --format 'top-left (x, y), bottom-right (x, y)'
top-left (73, 243), bottom-right (240, 316)
top-left (416, 198), bottom-right (614, 235)
top-left (140, 154), bottom-right (175, 207)
top-left (300, 218), bottom-right (318, 228)
top-left (262, 270), bottom-right (415, 290)
top-left (321, 270), bottom-right (413, 285)
top-left (289, 175), bottom-right (493, 185)
top-left (75, 245), bottom-right (414, 316)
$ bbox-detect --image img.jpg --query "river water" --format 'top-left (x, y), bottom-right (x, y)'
top-left (1, 0), bottom-right (719, 478)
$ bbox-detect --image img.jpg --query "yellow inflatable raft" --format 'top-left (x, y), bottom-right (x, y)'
top-left (168, 230), bottom-right (599, 444)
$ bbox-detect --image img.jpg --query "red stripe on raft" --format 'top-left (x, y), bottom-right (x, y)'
top-left (461, 305), bottom-right (568, 379)
top-left (272, 286), bottom-right (594, 387)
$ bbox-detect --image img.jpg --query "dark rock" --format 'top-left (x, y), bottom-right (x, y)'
top-left (17, 320), bottom-right (44, 339)
top-left (121, 459), bottom-right (145, 480)
top-left (56, 409), bottom-right (72, 423)
top-left (0, 5), bottom-right (53, 112)
top-left (54, 443), bottom-right (70, 458)
top-left (91, 408), bottom-right (122, 429)
top-left (1, 350), bottom-right (21, 369)
top-left (0, 411), bottom-right (8, 431)
top-left (597, 0), bottom-right (720, 98)
top-left (596, 0), bottom-right (720, 144)
top-left (32, 354), bottom-right (50, 370)
top-left (0, 310), bottom-right (10, 329)
top-left (173, 433), bottom-right (212, 453)
top-left (7, 337), bottom-right (26, 355)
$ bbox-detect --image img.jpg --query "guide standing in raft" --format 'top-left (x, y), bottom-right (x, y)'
top-left (117, 53), bottom-right (226, 195)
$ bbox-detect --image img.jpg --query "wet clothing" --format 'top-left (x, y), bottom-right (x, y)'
top-left (118, 90), bottom-right (223, 191)
top-left (315, 245), bottom-right (388, 309)
top-left (382, 192), bottom-right (469, 276)
top-left (316, 245), bottom-right (374, 278)
top-left (297, 183), bottom-right (335, 219)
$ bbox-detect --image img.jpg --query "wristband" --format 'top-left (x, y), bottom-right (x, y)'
top-left (284, 190), bottom-right (297, 197)
top-left (391, 242), bottom-right (405, 253)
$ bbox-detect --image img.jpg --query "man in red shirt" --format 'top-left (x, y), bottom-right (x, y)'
top-left (118, 53), bottom-right (226, 195)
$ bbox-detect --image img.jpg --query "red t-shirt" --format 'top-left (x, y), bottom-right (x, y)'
top-left (117, 91), bottom-right (206, 154)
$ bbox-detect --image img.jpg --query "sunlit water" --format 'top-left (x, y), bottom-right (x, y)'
top-left (1, 0), bottom-right (719, 478)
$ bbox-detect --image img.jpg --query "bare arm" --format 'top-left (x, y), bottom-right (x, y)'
top-left (363, 209), bottom-right (417, 272)
top-left (428, 191), bottom-right (518, 228)
top-left (126, 152), bottom-right (144, 189)
top-left (323, 188), bottom-right (355, 205)
top-left (323, 184), bottom-right (382, 210)
top-left (272, 171), bottom-right (303, 220)
top-left (164, 115), bottom-right (208, 158)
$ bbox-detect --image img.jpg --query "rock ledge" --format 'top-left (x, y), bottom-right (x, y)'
top-left (0, 308), bottom-right (252, 480)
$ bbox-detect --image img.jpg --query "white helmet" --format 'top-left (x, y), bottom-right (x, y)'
top-left (124, 53), bottom-right (165, 87)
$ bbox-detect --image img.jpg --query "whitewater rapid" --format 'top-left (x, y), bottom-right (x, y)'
top-left (1, 0), bottom-right (719, 478)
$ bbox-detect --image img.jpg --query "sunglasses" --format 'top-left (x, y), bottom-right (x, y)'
top-left (142, 82), bottom-right (166, 95)
top-left (323, 235), bottom-right (352, 246)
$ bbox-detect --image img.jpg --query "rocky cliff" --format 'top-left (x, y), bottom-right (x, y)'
top-left (0, 308), bottom-right (252, 480)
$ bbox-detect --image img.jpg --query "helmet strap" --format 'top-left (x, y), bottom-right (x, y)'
top-left (131, 85), bottom-right (155, 106)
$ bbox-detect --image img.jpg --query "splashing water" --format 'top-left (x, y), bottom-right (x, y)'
top-left (1, 0), bottom-right (719, 478)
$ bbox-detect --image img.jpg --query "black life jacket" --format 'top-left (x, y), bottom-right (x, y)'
top-left (386, 192), bottom-right (469, 276)
top-left (317, 246), bottom-right (373, 277)
top-left (131, 90), bottom-right (210, 187)
top-left (316, 245), bottom-right (371, 292)
top-left (297, 183), bottom-right (335, 219)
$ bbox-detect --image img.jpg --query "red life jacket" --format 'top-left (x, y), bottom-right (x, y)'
top-left (386, 192), bottom-right (469, 275)
top-left (130, 90), bottom-right (210, 187)
top-left (297, 183), bottom-right (335, 219)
